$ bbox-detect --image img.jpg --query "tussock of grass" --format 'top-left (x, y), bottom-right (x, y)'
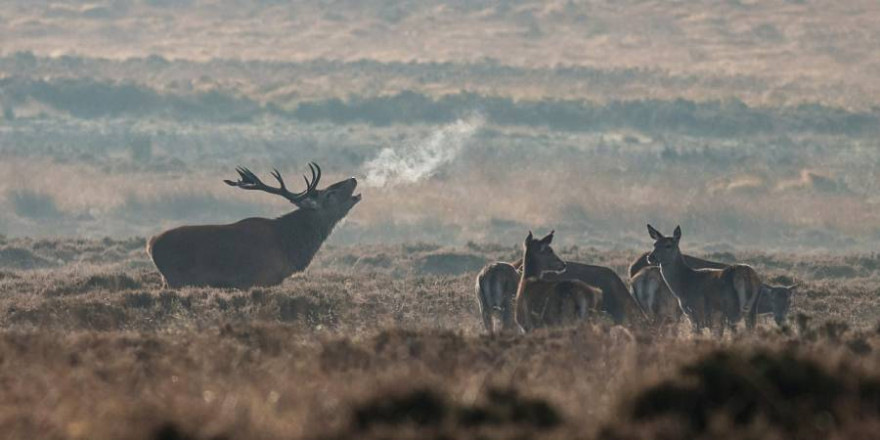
top-left (0, 246), bottom-right (56, 270)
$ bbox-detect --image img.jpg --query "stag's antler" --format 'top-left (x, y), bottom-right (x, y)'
top-left (225, 162), bottom-right (322, 206)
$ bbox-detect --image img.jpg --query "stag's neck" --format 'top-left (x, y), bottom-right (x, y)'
top-left (276, 209), bottom-right (338, 272)
top-left (659, 253), bottom-right (697, 303)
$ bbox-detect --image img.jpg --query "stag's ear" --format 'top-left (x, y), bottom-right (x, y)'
top-left (539, 230), bottom-right (555, 245)
top-left (647, 224), bottom-right (664, 240)
top-left (525, 231), bottom-right (534, 246)
top-left (673, 226), bottom-right (682, 241)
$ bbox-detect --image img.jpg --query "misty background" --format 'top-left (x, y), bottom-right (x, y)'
top-left (2, 1), bottom-right (880, 252)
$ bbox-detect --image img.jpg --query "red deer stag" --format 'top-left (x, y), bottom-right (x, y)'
top-left (630, 250), bottom-right (796, 326)
top-left (514, 231), bottom-right (603, 332)
top-left (148, 163), bottom-right (360, 288)
top-left (646, 225), bottom-right (762, 336)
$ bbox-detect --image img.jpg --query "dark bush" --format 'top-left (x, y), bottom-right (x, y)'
top-left (606, 348), bottom-right (880, 439)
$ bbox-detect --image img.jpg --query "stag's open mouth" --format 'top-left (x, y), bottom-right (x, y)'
top-left (348, 178), bottom-right (361, 203)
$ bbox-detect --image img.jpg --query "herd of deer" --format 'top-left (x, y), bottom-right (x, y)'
top-left (147, 163), bottom-right (797, 336)
top-left (478, 226), bottom-right (796, 335)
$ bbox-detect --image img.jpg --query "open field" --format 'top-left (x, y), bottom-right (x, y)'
top-left (2, 238), bottom-right (880, 439)
top-left (3, 1), bottom-right (880, 108)
top-left (3, 3), bottom-right (880, 251)
top-left (3, 1), bottom-right (880, 439)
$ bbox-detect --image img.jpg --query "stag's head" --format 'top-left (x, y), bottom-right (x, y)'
top-left (224, 162), bottom-right (361, 219)
top-left (647, 224), bottom-right (682, 267)
top-left (522, 230), bottom-right (566, 278)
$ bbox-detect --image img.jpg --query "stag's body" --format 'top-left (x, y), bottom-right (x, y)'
top-left (148, 163), bottom-right (360, 288)
top-left (647, 225), bottom-right (762, 335)
top-left (475, 262), bottom-right (519, 333)
top-left (150, 211), bottom-right (335, 288)
top-left (630, 250), bottom-right (795, 326)
top-left (514, 231), bottom-right (602, 332)
top-left (631, 266), bottom-right (683, 325)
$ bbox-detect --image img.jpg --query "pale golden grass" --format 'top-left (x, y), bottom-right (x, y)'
top-left (3, 1), bottom-right (880, 107)
top-left (1, 238), bottom-right (880, 438)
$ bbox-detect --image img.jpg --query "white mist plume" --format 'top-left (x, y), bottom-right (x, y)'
top-left (362, 113), bottom-right (485, 188)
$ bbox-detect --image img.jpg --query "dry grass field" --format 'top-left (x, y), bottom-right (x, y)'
top-left (3, 1), bottom-right (880, 439)
top-left (2, 237), bottom-right (880, 439)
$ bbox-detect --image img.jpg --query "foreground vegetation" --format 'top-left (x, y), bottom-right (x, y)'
top-left (1, 237), bottom-right (880, 439)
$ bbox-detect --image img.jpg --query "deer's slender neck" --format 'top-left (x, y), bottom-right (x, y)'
top-left (521, 248), bottom-right (542, 280)
top-left (659, 251), bottom-right (697, 302)
top-left (276, 209), bottom-right (339, 272)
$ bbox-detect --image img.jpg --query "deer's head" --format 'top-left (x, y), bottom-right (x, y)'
top-left (762, 283), bottom-right (798, 326)
top-left (647, 224), bottom-right (682, 267)
top-left (224, 162), bottom-right (361, 220)
top-left (522, 230), bottom-right (566, 279)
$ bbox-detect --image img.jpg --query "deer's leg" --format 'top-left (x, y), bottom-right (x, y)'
top-left (734, 272), bottom-right (760, 331)
top-left (711, 312), bottom-right (726, 338)
top-left (500, 294), bottom-right (516, 332)
top-left (686, 312), bottom-right (702, 336)
top-left (727, 315), bottom-right (738, 335)
top-left (515, 294), bottom-right (531, 333)
top-left (481, 305), bottom-right (494, 334)
top-left (476, 281), bottom-right (494, 333)
top-left (746, 286), bottom-right (761, 331)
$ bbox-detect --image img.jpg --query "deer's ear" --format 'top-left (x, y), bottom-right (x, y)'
top-left (524, 231), bottom-right (534, 246)
top-left (673, 225), bottom-right (682, 241)
top-left (647, 224), bottom-right (664, 240)
top-left (540, 230), bottom-right (554, 245)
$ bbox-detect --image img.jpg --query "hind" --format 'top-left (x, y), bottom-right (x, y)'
top-left (475, 262), bottom-right (519, 333)
top-left (728, 264), bottom-right (763, 330)
top-left (631, 266), bottom-right (683, 326)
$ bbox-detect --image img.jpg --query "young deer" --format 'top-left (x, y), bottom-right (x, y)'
top-left (630, 266), bottom-right (684, 326)
top-left (646, 225), bottom-right (762, 336)
top-left (512, 257), bottom-right (647, 327)
top-left (475, 262), bottom-right (519, 333)
top-left (514, 231), bottom-right (602, 332)
top-left (759, 283), bottom-right (798, 326)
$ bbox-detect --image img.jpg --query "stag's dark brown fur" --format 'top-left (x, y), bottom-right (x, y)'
top-left (148, 163), bottom-right (360, 288)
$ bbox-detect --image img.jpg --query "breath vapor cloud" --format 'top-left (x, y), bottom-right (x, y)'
top-left (362, 113), bottom-right (485, 188)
